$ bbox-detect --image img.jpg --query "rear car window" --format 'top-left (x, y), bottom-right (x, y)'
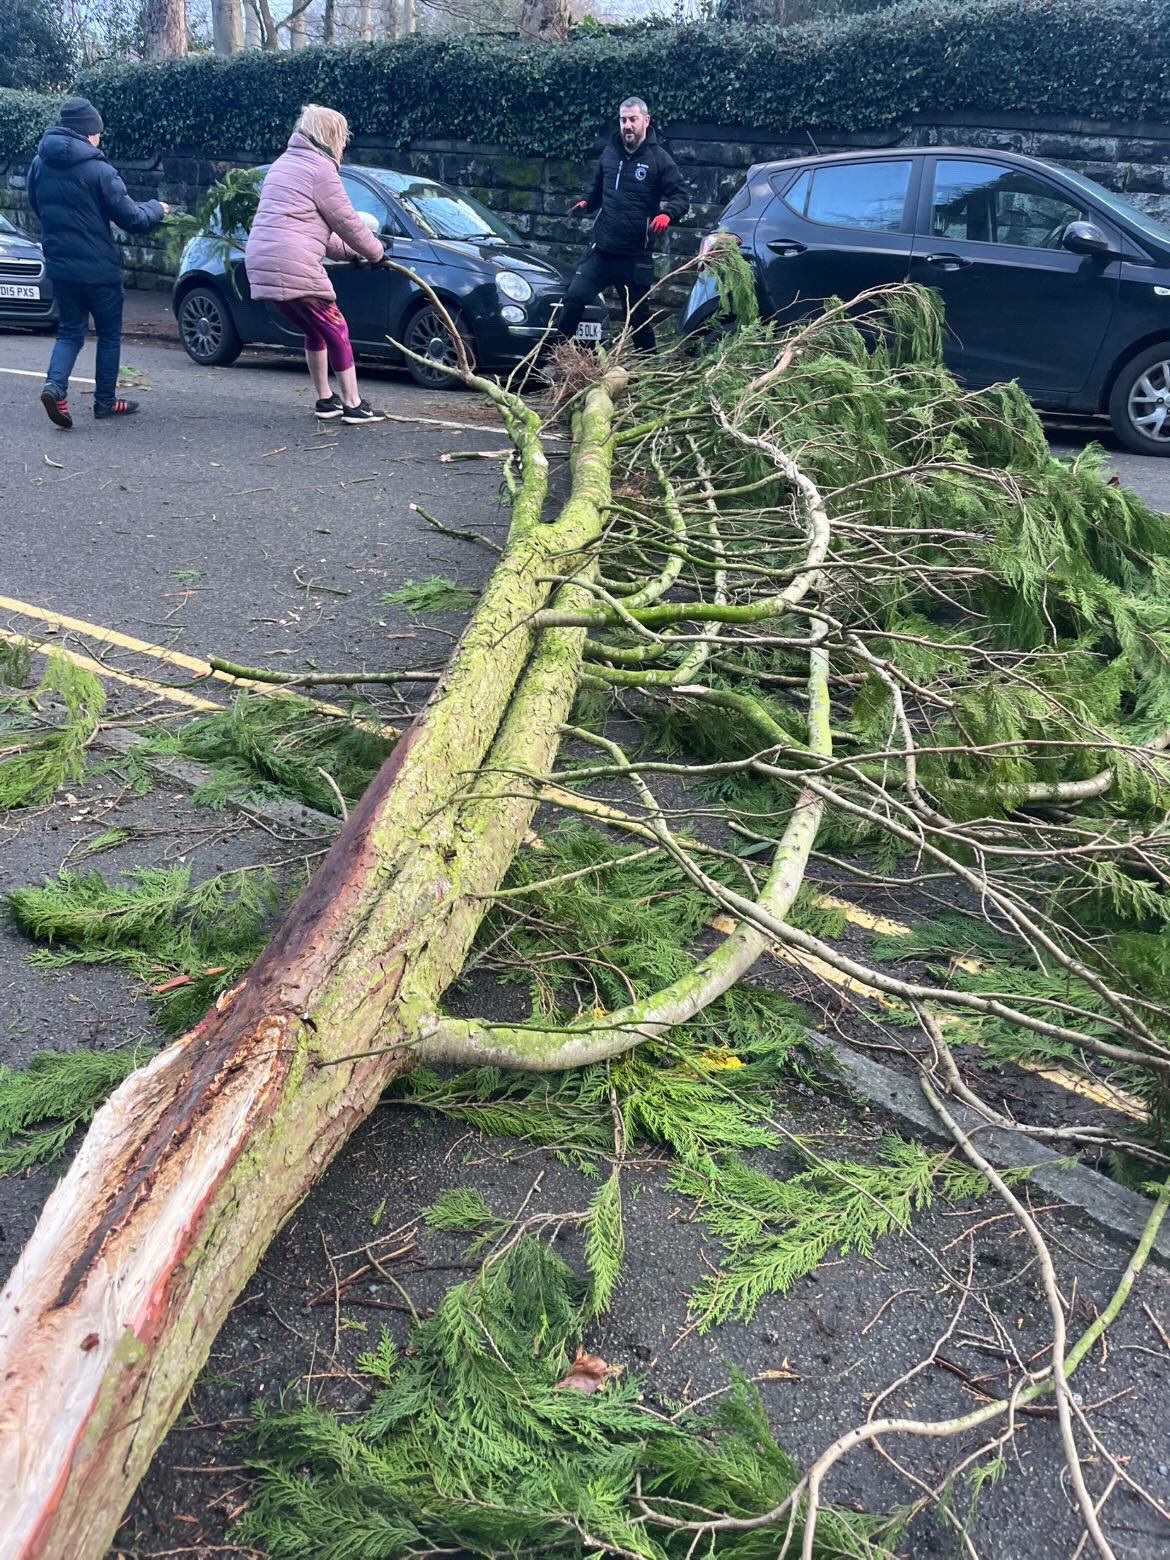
top-left (802, 161), bottom-right (913, 231)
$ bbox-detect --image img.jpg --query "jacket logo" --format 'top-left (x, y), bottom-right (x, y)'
top-left (634, 163), bottom-right (649, 182)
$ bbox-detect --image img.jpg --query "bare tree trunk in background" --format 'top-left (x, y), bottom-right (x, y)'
top-left (145, 0), bottom-right (188, 57)
top-left (404, 0), bottom-right (416, 33)
top-left (360, 0), bottom-right (373, 39)
top-left (289, 3), bottom-right (307, 46)
top-left (323, 0), bottom-right (335, 42)
top-left (212, 0), bottom-right (243, 53)
top-left (380, 0), bottom-right (398, 39)
top-left (518, 0), bottom-right (569, 42)
top-left (244, 0), bottom-right (261, 45)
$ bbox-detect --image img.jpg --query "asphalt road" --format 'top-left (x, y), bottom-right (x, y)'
top-left (1, 325), bottom-right (518, 703)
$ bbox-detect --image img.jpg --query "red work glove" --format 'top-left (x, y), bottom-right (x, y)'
top-left (649, 213), bottom-right (671, 235)
top-left (569, 200), bottom-right (589, 214)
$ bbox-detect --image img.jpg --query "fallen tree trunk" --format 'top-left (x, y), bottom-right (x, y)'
top-left (0, 371), bottom-right (626, 1560)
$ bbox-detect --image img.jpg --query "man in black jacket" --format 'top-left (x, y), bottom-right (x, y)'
top-left (556, 97), bottom-right (689, 353)
top-left (29, 97), bottom-right (168, 428)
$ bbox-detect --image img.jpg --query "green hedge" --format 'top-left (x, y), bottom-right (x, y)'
top-left (2, 0), bottom-right (1170, 164)
top-left (0, 88), bottom-right (59, 159)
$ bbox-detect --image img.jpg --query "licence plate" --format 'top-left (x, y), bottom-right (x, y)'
top-left (575, 321), bottom-right (603, 342)
top-left (0, 284), bottom-right (39, 300)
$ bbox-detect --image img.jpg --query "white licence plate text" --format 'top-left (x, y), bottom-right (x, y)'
top-left (0, 284), bottom-right (39, 300)
top-left (575, 321), bottom-right (603, 342)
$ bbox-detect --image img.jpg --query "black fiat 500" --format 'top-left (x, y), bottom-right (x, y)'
top-left (681, 146), bottom-right (1170, 455)
top-left (173, 164), bottom-right (603, 388)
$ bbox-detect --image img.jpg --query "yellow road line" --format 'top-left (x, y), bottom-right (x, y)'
top-left (0, 594), bottom-right (397, 732)
top-left (1, 628), bottom-right (221, 711)
top-left (709, 901), bottom-right (1149, 1122)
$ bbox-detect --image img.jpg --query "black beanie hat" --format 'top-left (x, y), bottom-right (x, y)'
top-left (59, 97), bottom-right (103, 137)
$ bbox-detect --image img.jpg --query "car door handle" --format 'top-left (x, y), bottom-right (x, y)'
top-left (767, 239), bottom-right (807, 257)
top-left (922, 252), bottom-right (971, 271)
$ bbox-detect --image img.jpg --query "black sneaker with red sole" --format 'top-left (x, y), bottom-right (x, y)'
top-left (40, 383), bottom-right (72, 429)
top-left (94, 398), bottom-right (139, 419)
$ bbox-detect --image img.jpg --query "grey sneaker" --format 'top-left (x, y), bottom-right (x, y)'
top-left (340, 400), bottom-right (385, 425)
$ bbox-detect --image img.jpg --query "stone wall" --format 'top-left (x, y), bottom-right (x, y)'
top-left (5, 110), bottom-right (1170, 292)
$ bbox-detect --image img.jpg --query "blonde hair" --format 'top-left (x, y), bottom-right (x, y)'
top-left (294, 104), bottom-right (350, 162)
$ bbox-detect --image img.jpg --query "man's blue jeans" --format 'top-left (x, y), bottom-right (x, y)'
top-left (47, 281), bottom-right (124, 407)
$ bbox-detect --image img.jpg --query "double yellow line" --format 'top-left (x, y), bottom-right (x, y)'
top-left (0, 593), bottom-right (384, 725)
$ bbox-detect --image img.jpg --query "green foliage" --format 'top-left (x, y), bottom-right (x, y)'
top-left (146, 692), bottom-right (393, 817)
top-left (0, 647), bottom-right (104, 809)
top-left (161, 165), bottom-right (264, 269)
top-left (708, 237), bottom-right (760, 329)
top-left (0, 1044), bottom-right (154, 1173)
top-left (583, 1171), bottom-right (624, 1317)
top-left (673, 1137), bottom-right (1003, 1327)
top-left (0, 2), bottom-right (1164, 161)
top-left (0, 1), bottom-right (73, 92)
top-left (233, 1236), bottom-right (890, 1559)
top-left (6, 862), bottom-right (287, 1035)
top-left (381, 577), bottom-right (480, 615)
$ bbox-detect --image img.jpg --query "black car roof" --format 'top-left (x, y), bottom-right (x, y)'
top-left (756, 146), bottom-right (1049, 174)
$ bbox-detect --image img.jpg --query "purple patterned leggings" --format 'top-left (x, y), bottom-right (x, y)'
top-left (273, 296), bottom-right (355, 372)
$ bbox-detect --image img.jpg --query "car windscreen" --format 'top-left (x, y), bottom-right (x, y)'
top-left (0, 213), bottom-right (18, 235)
top-left (367, 172), bottom-right (519, 244)
top-left (1055, 166), bottom-right (1170, 246)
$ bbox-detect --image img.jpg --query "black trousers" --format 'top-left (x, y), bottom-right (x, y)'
top-left (557, 247), bottom-right (657, 352)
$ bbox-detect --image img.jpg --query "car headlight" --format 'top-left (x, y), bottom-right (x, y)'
top-left (496, 271), bottom-right (533, 303)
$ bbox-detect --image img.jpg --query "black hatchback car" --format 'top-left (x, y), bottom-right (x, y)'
top-left (681, 147), bottom-right (1170, 455)
top-left (173, 164), bottom-right (604, 388)
top-left (0, 212), bottom-right (55, 330)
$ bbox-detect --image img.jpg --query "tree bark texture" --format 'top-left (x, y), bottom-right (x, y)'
top-left (0, 373), bottom-right (627, 1560)
top-left (518, 0), bottom-right (569, 41)
top-left (212, 0), bottom-right (243, 53)
top-left (145, 0), bottom-right (188, 57)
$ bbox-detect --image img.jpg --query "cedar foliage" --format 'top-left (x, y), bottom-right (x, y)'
top-left (233, 1237), bottom-right (899, 1560)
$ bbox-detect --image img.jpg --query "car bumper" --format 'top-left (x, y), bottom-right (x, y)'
top-left (474, 296), bottom-right (608, 368)
top-left (0, 269), bottom-right (56, 327)
top-left (677, 273), bottom-right (721, 337)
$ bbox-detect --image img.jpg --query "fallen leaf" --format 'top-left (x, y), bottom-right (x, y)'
top-left (554, 1348), bottom-right (609, 1393)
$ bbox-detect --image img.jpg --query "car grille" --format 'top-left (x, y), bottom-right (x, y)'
top-left (0, 258), bottom-right (43, 278)
top-left (0, 297), bottom-right (52, 314)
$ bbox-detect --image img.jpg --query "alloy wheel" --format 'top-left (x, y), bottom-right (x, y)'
top-left (180, 293), bottom-right (224, 362)
top-left (1126, 359), bottom-right (1170, 444)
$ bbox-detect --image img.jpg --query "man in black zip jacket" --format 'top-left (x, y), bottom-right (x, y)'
top-left (556, 96), bottom-right (689, 353)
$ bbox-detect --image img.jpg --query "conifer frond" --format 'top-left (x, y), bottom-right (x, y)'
top-left (233, 1237), bottom-right (891, 1560)
top-left (381, 577), bottom-right (480, 615)
top-left (147, 692), bottom-right (393, 817)
top-left (0, 1045), bottom-right (154, 1173)
top-left (0, 648), bottom-right (104, 809)
top-left (673, 1139), bottom-right (1008, 1329)
top-left (6, 863), bottom-right (287, 1034)
top-left (583, 1172), bottom-right (624, 1318)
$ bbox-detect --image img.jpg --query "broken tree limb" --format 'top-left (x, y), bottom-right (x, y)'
top-left (0, 371), bottom-right (626, 1560)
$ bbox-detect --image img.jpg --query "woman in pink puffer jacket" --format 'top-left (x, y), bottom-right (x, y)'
top-left (245, 104), bottom-right (386, 424)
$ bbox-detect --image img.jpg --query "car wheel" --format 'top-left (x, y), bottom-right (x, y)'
top-left (177, 286), bottom-right (242, 367)
top-left (403, 302), bottom-right (474, 390)
top-left (1108, 344), bottom-right (1170, 456)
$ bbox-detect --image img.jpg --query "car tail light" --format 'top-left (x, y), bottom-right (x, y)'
top-left (698, 230), bottom-right (741, 270)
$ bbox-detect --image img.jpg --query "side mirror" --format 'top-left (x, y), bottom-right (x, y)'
top-left (1063, 220), bottom-right (1113, 257)
top-left (356, 210), bottom-right (381, 235)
